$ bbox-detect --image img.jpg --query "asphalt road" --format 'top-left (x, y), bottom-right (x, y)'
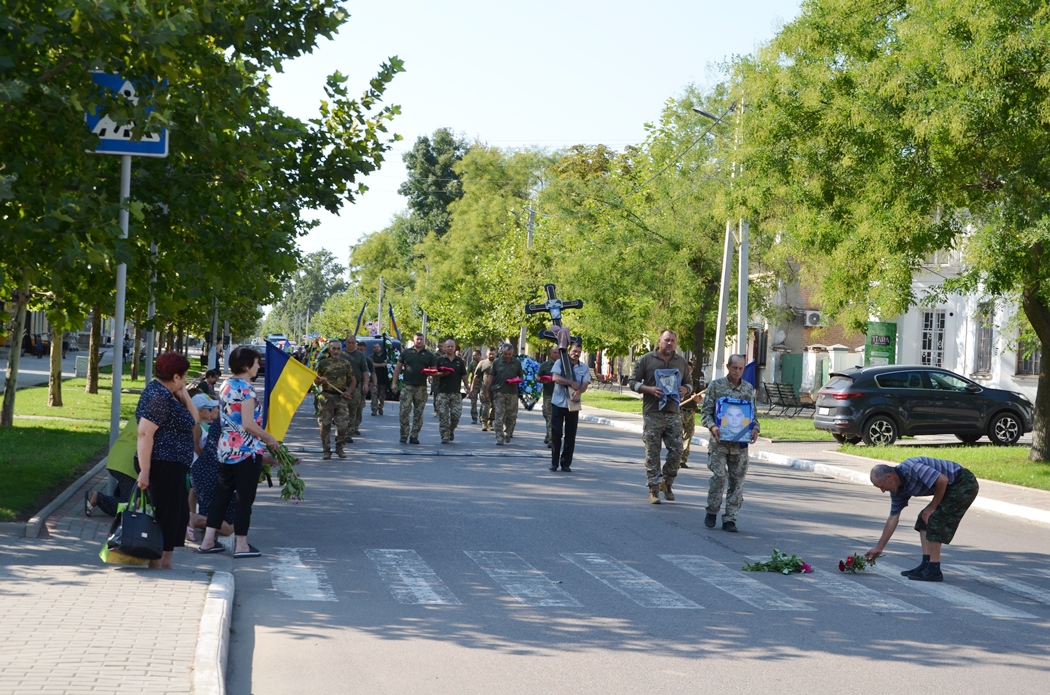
top-left (224, 396), bottom-right (1050, 695)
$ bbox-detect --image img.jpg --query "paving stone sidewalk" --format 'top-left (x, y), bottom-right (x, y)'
top-left (0, 468), bottom-right (233, 695)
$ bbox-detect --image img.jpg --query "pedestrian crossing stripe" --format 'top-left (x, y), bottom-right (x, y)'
top-left (270, 548), bottom-right (337, 602)
top-left (952, 564), bottom-right (1050, 608)
top-left (873, 561), bottom-right (1035, 619)
top-left (663, 554), bottom-right (813, 611)
top-left (562, 553), bottom-right (702, 609)
top-left (466, 551), bottom-right (582, 607)
top-left (365, 548), bottom-right (462, 605)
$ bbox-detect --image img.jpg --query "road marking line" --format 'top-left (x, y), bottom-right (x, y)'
top-left (466, 551), bottom-right (582, 607)
top-left (269, 548), bottom-right (337, 602)
top-left (662, 554), bottom-right (813, 611)
top-left (561, 553), bottom-right (702, 609)
top-left (365, 549), bottom-right (462, 605)
top-left (1034, 568), bottom-right (1050, 581)
top-left (874, 561), bottom-right (1035, 618)
top-left (952, 564), bottom-right (1050, 607)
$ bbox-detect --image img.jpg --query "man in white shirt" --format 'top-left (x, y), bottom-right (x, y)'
top-left (549, 341), bottom-right (590, 472)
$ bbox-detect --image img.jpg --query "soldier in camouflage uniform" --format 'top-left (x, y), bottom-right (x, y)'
top-left (537, 346), bottom-right (559, 448)
top-left (466, 349), bottom-right (482, 424)
top-left (314, 340), bottom-right (357, 459)
top-left (435, 338), bottom-right (469, 444)
top-left (369, 342), bottom-right (389, 415)
top-left (391, 332), bottom-right (437, 444)
top-left (700, 354), bottom-right (759, 532)
top-left (469, 347), bottom-right (496, 431)
top-left (628, 330), bottom-right (693, 504)
top-left (485, 343), bottom-right (523, 445)
top-left (340, 335), bottom-right (370, 438)
top-left (678, 358), bottom-right (706, 468)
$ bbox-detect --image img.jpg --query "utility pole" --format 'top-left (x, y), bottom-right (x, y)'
top-left (518, 206), bottom-right (535, 354)
top-left (109, 154), bottom-right (131, 448)
top-left (377, 276), bottom-right (384, 335)
top-left (208, 299), bottom-right (218, 371)
top-left (712, 220), bottom-right (734, 379)
top-left (737, 219), bottom-right (749, 358)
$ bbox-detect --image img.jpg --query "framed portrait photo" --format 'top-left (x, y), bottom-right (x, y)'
top-left (715, 397), bottom-right (754, 443)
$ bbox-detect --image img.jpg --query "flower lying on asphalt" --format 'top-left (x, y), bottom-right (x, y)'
top-left (742, 549), bottom-right (813, 575)
top-left (838, 553), bottom-right (875, 573)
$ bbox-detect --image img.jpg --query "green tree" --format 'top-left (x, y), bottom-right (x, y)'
top-left (394, 128), bottom-right (469, 258)
top-left (734, 0), bottom-right (1050, 459)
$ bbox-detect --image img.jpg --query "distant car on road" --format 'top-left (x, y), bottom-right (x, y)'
top-left (249, 344), bottom-right (266, 381)
top-left (814, 365), bottom-right (1033, 446)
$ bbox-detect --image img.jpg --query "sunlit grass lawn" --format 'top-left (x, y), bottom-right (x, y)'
top-left (581, 390), bottom-right (642, 413)
top-left (840, 444), bottom-right (1050, 492)
top-left (0, 419), bottom-right (110, 521)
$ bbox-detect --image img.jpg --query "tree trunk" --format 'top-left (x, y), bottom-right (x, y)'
top-left (176, 324), bottom-right (185, 355)
top-left (1, 276), bottom-right (30, 427)
top-left (165, 324), bottom-right (174, 352)
top-left (131, 314), bottom-right (141, 381)
top-left (86, 305), bottom-right (101, 394)
top-left (1022, 280), bottom-right (1050, 462)
top-left (47, 326), bottom-right (63, 407)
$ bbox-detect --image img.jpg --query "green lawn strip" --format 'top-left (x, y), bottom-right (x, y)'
top-left (0, 419), bottom-right (111, 521)
top-left (839, 444), bottom-right (1050, 492)
top-left (581, 391), bottom-right (642, 413)
top-left (14, 377), bottom-right (140, 421)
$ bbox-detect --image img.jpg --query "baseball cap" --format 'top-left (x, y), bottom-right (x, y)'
top-left (192, 393), bottom-right (219, 410)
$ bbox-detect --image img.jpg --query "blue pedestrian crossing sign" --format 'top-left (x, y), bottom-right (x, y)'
top-left (86, 72), bottom-right (168, 158)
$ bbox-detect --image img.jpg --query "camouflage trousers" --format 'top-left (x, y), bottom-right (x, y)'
top-left (469, 391), bottom-right (479, 422)
top-left (480, 393), bottom-right (494, 428)
top-left (642, 411), bottom-right (683, 489)
top-left (492, 392), bottom-right (519, 444)
top-left (399, 384), bottom-right (429, 439)
top-left (915, 468), bottom-right (979, 544)
top-left (317, 397), bottom-right (350, 454)
top-left (706, 442), bottom-right (749, 522)
top-left (542, 397), bottom-right (553, 444)
top-left (435, 392), bottom-right (463, 442)
top-left (371, 383), bottom-right (387, 414)
top-left (680, 409), bottom-right (697, 465)
top-left (348, 388), bottom-right (365, 435)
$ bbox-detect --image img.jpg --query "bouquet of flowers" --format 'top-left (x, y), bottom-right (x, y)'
top-left (838, 553), bottom-right (875, 573)
top-left (517, 355), bottom-right (542, 411)
top-left (742, 549), bottom-right (813, 575)
top-left (259, 443), bottom-right (306, 502)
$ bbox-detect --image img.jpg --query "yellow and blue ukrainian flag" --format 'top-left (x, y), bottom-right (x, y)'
top-left (263, 341), bottom-right (317, 441)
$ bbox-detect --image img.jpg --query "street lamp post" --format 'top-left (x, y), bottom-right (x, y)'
top-left (694, 104), bottom-right (749, 379)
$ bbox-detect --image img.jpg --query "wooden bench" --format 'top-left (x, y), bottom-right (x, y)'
top-left (762, 382), bottom-right (815, 418)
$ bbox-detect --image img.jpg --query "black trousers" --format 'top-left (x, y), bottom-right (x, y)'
top-left (96, 470), bottom-right (137, 518)
top-left (135, 458), bottom-right (190, 552)
top-left (551, 404), bottom-right (580, 470)
top-left (208, 455), bottom-right (262, 536)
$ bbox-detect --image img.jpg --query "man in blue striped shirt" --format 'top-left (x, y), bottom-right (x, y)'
top-left (865, 457), bottom-right (980, 582)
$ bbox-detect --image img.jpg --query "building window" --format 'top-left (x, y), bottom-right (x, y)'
top-left (921, 311), bottom-right (945, 367)
top-left (973, 303), bottom-right (994, 376)
top-left (1017, 338), bottom-right (1042, 376)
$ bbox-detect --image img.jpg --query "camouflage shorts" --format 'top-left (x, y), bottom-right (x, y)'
top-left (914, 468), bottom-right (979, 544)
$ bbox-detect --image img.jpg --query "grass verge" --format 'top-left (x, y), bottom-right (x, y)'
top-left (581, 390), bottom-right (642, 413)
top-left (839, 444), bottom-right (1050, 492)
top-left (0, 419), bottom-right (110, 521)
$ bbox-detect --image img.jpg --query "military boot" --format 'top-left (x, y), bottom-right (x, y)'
top-left (659, 481), bottom-right (675, 501)
top-left (648, 487), bottom-right (661, 504)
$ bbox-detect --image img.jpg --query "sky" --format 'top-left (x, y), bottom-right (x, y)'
top-left (268, 0), bottom-right (803, 266)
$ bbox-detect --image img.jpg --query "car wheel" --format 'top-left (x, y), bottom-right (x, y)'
top-left (862, 415), bottom-right (898, 446)
top-left (988, 412), bottom-right (1022, 446)
top-left (955, 433), bottom-right (982, 444)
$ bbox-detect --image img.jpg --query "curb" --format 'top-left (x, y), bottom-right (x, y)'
top-left (581, 412), bottom-right (1050, 527)
top-left (194, 571), bottom-right (234, 695)
top-left (291, 446), bottom-right (548, 458)
top-left (25, 456), bottom-right (108, 539)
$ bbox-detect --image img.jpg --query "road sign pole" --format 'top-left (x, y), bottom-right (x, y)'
top-left (110, 154), bottom-right (131, 447)
top-left (144, 241), bottom-right (157, 382)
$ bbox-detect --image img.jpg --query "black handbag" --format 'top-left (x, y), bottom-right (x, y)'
top-left (107, 487), bottom-right (164, 560)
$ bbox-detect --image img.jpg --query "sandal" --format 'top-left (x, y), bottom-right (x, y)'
top-left (84, 491), bottom-right (95, 517)
top-left (233, 544), bottom-right (262, 559)
top-left (196, 544), bottom-right (226, 554)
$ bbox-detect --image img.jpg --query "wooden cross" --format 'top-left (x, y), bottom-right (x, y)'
top-left (524, 283), bottom-right (583, 381)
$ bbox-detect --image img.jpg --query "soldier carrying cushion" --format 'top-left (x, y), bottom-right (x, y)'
top-left (700, 353), bottom-right (759, 532)
top-left (629, 329), bottom-right (693, 505)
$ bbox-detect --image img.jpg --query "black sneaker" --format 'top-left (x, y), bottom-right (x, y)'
top-left (549, 465), bottom-right (559, 471)
top-left (561, 466), bottom-right (571, 473)
top-left (901, 562), bottom-right (929, 578)
top-left (908, 565), bottom-right (944, 582)
top-left (704, 513), bottom-right (717, 528)
top-left (399, 437), bottom-right (408, 444)
top-left (722, 520), bottom-right (738, 533)
top-left (409, 437), bottom-right (420, 444)
top-left (679, 462), bottom-right (689, 469)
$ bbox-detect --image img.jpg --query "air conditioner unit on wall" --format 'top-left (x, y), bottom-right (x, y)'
top-left (804, 311), bottom-right (822, 327)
